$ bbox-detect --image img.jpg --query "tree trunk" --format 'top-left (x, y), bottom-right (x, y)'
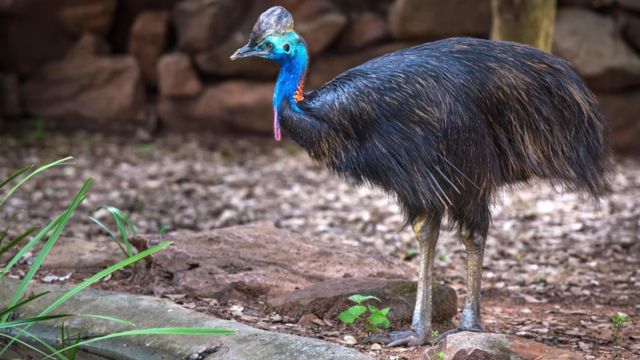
top-left (491, 0), bottom-right (557, 52)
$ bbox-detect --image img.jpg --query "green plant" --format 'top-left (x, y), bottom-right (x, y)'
top-left (337, 295), bottom-right (391, 331)
top-left (437, 351), bottom-right (445, 360)
top-left (610, 313), bottom-right (631, 343)
top-left (431, 330), bottom-right (439, 343)
top-left (0, 157), bottom-right (235, 359)
top-left (89, 206), bottom-right (137, 257)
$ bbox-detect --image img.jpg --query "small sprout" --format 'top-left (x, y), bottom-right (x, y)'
top-left (514, 253), bottom-right (522, 261)
top-left (437, 351), bottom-right (445, 360)
top-left (338, 294), bottom-right (391, 331)
top-left (405, 247), bottom-right (418, 260)
top-left (438, 253), bottom-right (448, 263)
top-left (138, 142), bottom-right (155, 153)
top-left (431, 330), bottom-right (440, 343)
top-left (611, 313), bottom-right (631, 329)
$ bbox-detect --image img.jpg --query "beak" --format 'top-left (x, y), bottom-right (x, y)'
top-left (230, 44), bottom-right (267, 61)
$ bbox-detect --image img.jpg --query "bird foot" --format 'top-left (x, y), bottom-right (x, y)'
top-left (435, 324), bottom-right (484, 344)
top-left (362, 329), bottom-right (429, 347)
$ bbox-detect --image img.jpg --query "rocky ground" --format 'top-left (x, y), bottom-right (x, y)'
top-left (1, 133), bottom-right (638, 360)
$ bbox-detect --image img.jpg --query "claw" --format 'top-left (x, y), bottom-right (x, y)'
top-left (363, 329), bottom-right (428, 347)
top-left (435, 325), bottom-right (484, 344)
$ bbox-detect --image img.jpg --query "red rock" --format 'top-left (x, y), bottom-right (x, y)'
top-left (57, 0), bottom-right (117, 36)
top-left (553, 7), bottom-right (640, 91)
top-left (173, 0), bottom-right (250, 52)
top-left (194, 32), bottom-right (279, 79)
top-left (268, 277), bottom-right (457, 325)
top-left (128, 10), bottom-right (169, 84)
top-left (297, 11), bottom-right (348, 55)
top-left (157, 53), bottom-right (203, 98)
top-left (388, 0), bottom-right (491, 40)
top-left (158, 80), bottom-right (274, 133)
top-left (130, 225), bottom-right (410, 301)
top-left (426, 332), bottom-right (581, 360)
top-left (65, 32), bottom-right (110, 59)
top-left (22, 54), bottom-right (147, 130)
top-left (336, 12), bottom-right (389, 51)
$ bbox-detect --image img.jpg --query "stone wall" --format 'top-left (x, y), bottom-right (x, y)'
top-left (0, 0), bottom-right (639, 152)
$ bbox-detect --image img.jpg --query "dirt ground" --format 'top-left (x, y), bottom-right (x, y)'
top-left (1, 133), bottom-right (638, 360)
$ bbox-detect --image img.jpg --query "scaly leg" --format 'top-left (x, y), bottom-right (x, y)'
top-left (437, 226), bottom-right (485, 342)
top-left (364, 215), bottom-right (441, 347)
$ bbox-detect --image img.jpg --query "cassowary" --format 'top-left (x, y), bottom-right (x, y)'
top-left (231, 6), bottom-right (611, 347)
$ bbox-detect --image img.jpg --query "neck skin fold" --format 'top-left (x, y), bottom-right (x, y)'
top-left (273, 43), bottom-right (308, 140)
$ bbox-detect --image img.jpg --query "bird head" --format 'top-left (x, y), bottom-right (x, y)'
top-left (230, 6), bottom-right (304, 64)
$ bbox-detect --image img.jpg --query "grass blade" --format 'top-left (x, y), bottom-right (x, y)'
top-left (0, 332), bottom-right (52, 358)
top-left (0, 164), bottom-right (33, 189)
top-left (1, 179), bottom-right (91, 323)
top-left (0, 226), bottom-right (38, 257)
top-left (0, 314), bottom-right (72, 329)
top-left (0, 291), bottom-right (50, 318)
top-left (45, 328), bottom-right (236, 359)
top-left (0, 157), bottom-right (73, 207)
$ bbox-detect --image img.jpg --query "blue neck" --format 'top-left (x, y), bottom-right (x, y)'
top-left (273, 46), bottom-right (308, 112)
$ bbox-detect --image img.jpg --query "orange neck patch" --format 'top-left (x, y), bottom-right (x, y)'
top-left (294, 76), bottom-right (305, 103)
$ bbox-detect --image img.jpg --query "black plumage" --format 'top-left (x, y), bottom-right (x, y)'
top-left (280, 37), bottom-right (611, 237)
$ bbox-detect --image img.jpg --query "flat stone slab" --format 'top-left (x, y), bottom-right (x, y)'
top-left (0, 279), bottom-right (371, 360)
top-left (426, 332), bottom-right (581, 360)
top-left (131, 225), bottom-right (410, 301)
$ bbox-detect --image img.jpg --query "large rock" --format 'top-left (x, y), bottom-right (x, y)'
top-left (296, 11), bottom-right (348, 55)
top-left (158, 81), bottom-right (274, 133)
top-left (425, 332), bottom-right (581, 360)
top-left (0, 0), bottom-right (75, 74)
top-left (22, 53), bottom-right (147, 130)
top-left (268, 278), bottom-right (457, 326)
top-left (194, 31), bottom-right (279, 79)
top-left (597, 90), bottom-right (640, 154)
top-left (1, 278), bottom-right (372, 360)
top-left (56, 0), bottom-right (118, 36)
top-left (131, 225), bottom-right (410, 301)
top-left (553, 7), bottom-right (640, 91)
top-left (336, 11), bottom-right (389, 51)
top-left (158, 53), bottom-right (203, 97)
top-left (128, 10), bottom-right (169, 84)
top-left (173, 0), bottom-right (250, 52)
top-left (388, 0), bottom-right (491, 40)
top-left (42, 236), bottom-right (123, 271)
top-left (308, 42), bottom-right (416, 89)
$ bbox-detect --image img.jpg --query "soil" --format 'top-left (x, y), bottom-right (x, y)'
top-left (1, 133), bottom-right (638, 360)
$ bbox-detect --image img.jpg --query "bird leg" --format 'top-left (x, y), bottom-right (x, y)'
top-left (364, 215), bottom-right (440, 347)
top-left (436, 226), bottom-right (486, 342)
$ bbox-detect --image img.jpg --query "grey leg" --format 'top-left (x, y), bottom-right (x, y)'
top-left (459, 226), bottom-right (486, 331)
top-left (436, 226), bottom-right (486, 343)
top-left (364, 215), bottom-right (441, 347)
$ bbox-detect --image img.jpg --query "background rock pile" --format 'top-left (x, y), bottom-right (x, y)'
top-left (0, 0), bottom-right (639, 152)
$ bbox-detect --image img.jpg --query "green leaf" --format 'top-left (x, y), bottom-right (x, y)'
top-left (1, 179), bottom-right (91, 323)
top-left (0, 314), bottom-right (73, 329)
top-left (0, 291), bottom-right (50, 318)
top-left (337, 305), bottom-right (367, 324)
top-left (0, 157), bottom-right (73, 207)
top-left (0, 164), bottom-right (33, 189)
top-left (348, 294), bottom-right (380, 305)
top-left (366, 304), bottom-right (380, 313)
top-left (0, 226), bottom-right (37, 257)
top-left (367, 311), bottom-right (390, 329)
top-left (380, 307), bottom-right (390, 316)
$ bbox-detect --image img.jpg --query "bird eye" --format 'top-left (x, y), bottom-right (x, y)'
top-left (266, 42), bottom-right (274, 51)
top-left (283, 43), bottom-right (290, 52)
